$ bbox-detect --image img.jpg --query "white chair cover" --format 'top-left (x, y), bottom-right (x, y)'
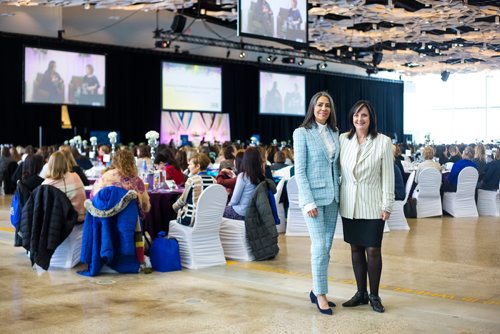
top-left (444, 162), bottom-right (454, 172)
top-left (50, 223), bottom-right (83, 268)
top-left (219, 218), bottom-right (254, 261)
top-left (477, 189), bottom-right (500, 217)
top-left (442, 167), bottom-right (479, 217)
top-left (272, 165), bottom-right (294, 180)
top-left (415, 168), bottom-right (442, 218)
top-left (386, 170), bottom-right (415, 230)
top-left (274, 178), bottom-right (287, 233)
top-left (168, 184), bottom-right (227, 269)
top-left (285, 176), bottom-right (309, 237)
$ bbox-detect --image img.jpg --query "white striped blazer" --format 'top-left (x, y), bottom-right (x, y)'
top-left (339, 132), bottom-right (395, 219)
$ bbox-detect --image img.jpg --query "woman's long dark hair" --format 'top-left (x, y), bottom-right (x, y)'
top-left (154, 148), bottom-right (181, 171)
top-left (300, 91), bottom-right (338, 131)
top-left (239, 147), bottom-right (265, 185)
top-left (22, 155), bottom-right (44, 180)
top-left (346, 100), bottom-right (379, 139)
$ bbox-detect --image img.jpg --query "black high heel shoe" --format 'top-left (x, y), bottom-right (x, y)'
top-left (368, 294), bottom-right (385, 313)
top-left (309, 291), bottom-right (333, 315)
top-left (342, 291), bottom-right (369, 307)
top-left (309, 291), bottom-right (336, 308)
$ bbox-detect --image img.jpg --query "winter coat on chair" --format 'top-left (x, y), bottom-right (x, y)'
top-left (245, 179), bottom-right (279, 261)
top-left (20, 185), bottom-right (78, 270)
top-left (79, 186), bottom-right (142, 276)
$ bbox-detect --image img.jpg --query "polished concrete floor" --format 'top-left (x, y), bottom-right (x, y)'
top-left (1, 194), bottom-right (499, 334)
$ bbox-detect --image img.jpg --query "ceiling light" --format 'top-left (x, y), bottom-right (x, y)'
top-left (257, 56), bottom-right (262, 63)
top-left (348, 46), bottom-right (353, 52)
top-left (316, 62), bottom-right (327, 70)
top-left (298, 59), bottom-right (305, 66)
top-left (239, 51), bottom-right (246, 58)
top-left (84, 2), bottom-right (90, 10)
top-left (155, 39), bottom-right (170, 49)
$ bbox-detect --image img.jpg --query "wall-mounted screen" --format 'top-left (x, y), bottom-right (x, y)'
top-left (162, 62), bottom-right (222, 112)
top-left (238, 0), bottom-right (308, 45)
top-left (160, 111), bottom-right (230, 145)
top-left (24, 47), bottom-right (105, 106)
top-left (259, 71), bottom-right (305, 116)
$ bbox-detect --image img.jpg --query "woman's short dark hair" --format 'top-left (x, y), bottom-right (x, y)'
top-left (239, 147), bottom-right (265, 185)
top-left (223, 145), bottom-right (235, 160)
top-left (154, 148), bottom-right (180, 170)
top-left (22, 155), bottom-right (44, 180)
top-left (346, 100), bottom-right (379, 139)
top-left (1, 146), bottom-right (10, 158)
top-left (300, 91), bottom-right (338, 131)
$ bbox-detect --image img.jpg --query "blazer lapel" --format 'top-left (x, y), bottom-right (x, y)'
top-left (310, 127), bottom-right (332, 162)
top-left (329, 129), bottom-right (340, 162)
top-left (356, 136), bottom-right (374, 166)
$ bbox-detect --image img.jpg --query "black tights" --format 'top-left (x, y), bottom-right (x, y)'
top-left (350, 245), bottom-right (382, 296)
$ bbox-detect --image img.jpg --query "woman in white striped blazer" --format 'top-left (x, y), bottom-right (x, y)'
top-left (293, 91), bottom-right (340, 316)
top-left (339, 100), bottom-right (394, 313)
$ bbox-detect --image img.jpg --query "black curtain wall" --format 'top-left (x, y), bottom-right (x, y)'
top-left (0, 33), bottom-right (403, 146)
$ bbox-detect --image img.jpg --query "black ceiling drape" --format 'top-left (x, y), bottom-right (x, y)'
top-left (0, 33), bottom-right (403, 146)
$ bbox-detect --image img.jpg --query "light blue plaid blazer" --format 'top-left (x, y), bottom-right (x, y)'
top-left (293, 126), bottom-right (340, 208)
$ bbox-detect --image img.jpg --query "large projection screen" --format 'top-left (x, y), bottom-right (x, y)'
top-left (162, 62), bottom-right (222, 112)
top-left (259, 71), bottom-right (305, 116)
top-left (24, 47), bottom-right (106, 106)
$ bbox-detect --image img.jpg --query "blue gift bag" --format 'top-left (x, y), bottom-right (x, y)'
top-left (149, 231), bottom-right (182, 272)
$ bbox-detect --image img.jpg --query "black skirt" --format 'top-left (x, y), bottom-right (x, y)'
top-left (342, 217), bottom-right (385, 248)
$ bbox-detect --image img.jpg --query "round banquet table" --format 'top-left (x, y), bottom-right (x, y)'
top-left (143, 188), bottom-right (183, 239)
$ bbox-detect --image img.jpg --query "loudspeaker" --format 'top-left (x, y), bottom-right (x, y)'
top-left (372, 52), bottom-right (383, 66)
top-left (441, 70), bottom-right (450, 82)
top-left (171, 15), bottom-right (186, 33)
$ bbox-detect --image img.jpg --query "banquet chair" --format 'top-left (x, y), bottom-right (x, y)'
top-left (386, 170), bottom-right (415, 230)
top-left (285, 176), bottom-right (309, 236)
top-left (168, 184), bottom-right (227, 269)
top-left (414, 168), bottom-right (442, 218)
top-left (50, 223), bottom-right (83, 268)
top-left (274, 178), bottom-right (287, 233)
top-left (477, 189), bottom-right (500, 217)
top-left (219, 217), bottom-right (255, 261)
top-left (442, 167), bottom-right (479, 217)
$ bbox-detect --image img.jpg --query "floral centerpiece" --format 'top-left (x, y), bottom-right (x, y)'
top-left (108, 131), bottom-right (118, 155)
top-left (145, 130), bottom-right (160, 162)
top-left (89, 136), bottom-right (97, 160)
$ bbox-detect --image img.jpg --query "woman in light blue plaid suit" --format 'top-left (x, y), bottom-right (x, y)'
top-left (293, 91), bottom-right (340, 316)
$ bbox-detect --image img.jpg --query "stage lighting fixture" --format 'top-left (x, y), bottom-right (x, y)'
top-left (282, 57), bottom-right (296, 64)
top-left (239, 51), bottom-right (246, 58)
top-left (372, 52), bottom-right (383, 66)
top-left (366, 68), bottom-right (378, 76)
top-left (226, 50), bottom-right (231, 58)
top-left (266, 55), bottom-right (273, 62)
top-left (257, 56), bottom-right (262, 63)
top-left (316, 62), bottom-right (327, 70)
top-left (441, 70), bottom-right (450, 82)
top-left (155, 39), bottom-right (170, 48)
top-left (298, 59), bottom-right (305, 66)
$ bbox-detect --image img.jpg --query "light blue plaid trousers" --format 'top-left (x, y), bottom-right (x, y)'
top-left (304, 201), bottom-right (338, 295)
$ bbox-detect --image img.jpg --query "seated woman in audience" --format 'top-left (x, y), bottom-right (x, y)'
top-left (219, 144), bottom-right (236, 170)
top-left (435, 145), bottom-right (449, 165)
top-left (42, 151), bottom-right (86, 222)
top-left (281, 147), bottom-right (294, 165)
top-left (153, 149), bottom-right (185, 186)
top-left (415, 146), bottom-right (441, 183)
top-left (447, 145), bottom-right (461, 163)
top-left (71, 147), bottom-right (92, 170)
top-left (216, 151), bottom-right (244, 202)
top-left (443, 146), bottom-right (478, 192)
top-left (136, 145), bottom-right (151, 170)
top-left (393, 144), bottom-right (405, 182)
top-left (92, 149), bottom-right (151, 217)
top-left (271, 151), bottom-right (288, 171)
top-left (478, 148), bottom-right (500, 191)
top-left (60, 146), bottom-right (90, 186)
top-left (0, 146), bottom-right (14, 192)
top-left (394, 162), bottom-right (405, 201)
top-left (97, 145), bottom-right (111, 165)
top-left (175, 149), bottom-right (188, 172)
top-left (223, 147), bottom-right (265, 220)
top-left (172, 153), bottom-right (216, 226)
top-left (473, 144), bottom-right (487, 175)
